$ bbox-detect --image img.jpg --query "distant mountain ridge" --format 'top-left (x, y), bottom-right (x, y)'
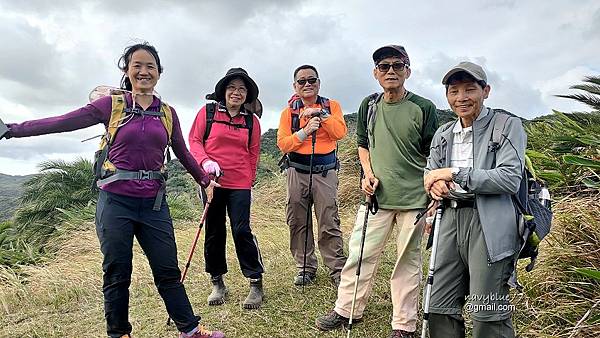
top-left (0, 173), bottom-right (35, 221)
top-left (261, 109), bottom-right (459, 159)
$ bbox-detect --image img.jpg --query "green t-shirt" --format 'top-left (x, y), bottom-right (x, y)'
top-left (356, 92), bottom-right (438, 209)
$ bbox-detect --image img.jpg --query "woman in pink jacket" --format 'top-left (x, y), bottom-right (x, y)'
top-left (189, 68), bottom-right (264, 310)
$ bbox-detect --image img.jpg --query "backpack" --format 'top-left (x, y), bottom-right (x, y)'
top-left (92, 91), bottom-right (173, 211)
top-left (203, 102), bottom-right (256, 148)
top-left (364, 92), bottom-right (430, 151)
top-left (490, 112), bottom-right (553, 276)
top-left (289, 95), bottom-right (331, 133)
top-left (277, 95), bottom-right (339, 175)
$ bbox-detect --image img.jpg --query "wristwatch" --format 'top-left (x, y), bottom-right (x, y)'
top-left (451, 167), bottom-right (460, 182)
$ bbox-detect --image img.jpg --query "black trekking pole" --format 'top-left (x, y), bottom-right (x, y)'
top-left (421, 202), bottom-right (444, 338)
top-left (347, 194), bottom-right (378, 338)
top-left (302, 131), bottom-right (317, 293)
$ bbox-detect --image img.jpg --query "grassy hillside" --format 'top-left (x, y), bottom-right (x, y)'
top-left (1, 109), bottom-right (599, 337)
top-left (1, 173), bottom-right (598, 337)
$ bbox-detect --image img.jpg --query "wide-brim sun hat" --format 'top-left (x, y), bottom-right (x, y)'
top-left (207, 67), bottom-right (259, 104)
top-left (206, 67), bottom-right (262, 117)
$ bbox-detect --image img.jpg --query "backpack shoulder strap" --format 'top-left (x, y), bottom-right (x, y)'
top-left (159, 101), bottom-right (173, 144)
top-left (289, 96), bottom-right (303, 133)
top-left (366, 92), bottom-right (383, 123)
top-left (203, 102), bottom-right (217, 142)
top-left (491, 110), bottom-right (510, 146)
top-left (103, 94), bottom-right (127, 147)
top-left (244, 113), bottom-right (254, 147)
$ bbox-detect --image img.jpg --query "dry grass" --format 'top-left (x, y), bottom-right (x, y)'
top-left (0, 195), bottom-right (400, 337)
top-left (511, 196), bottom-right (600, 337)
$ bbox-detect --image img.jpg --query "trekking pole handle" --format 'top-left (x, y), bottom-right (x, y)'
top-left (414, 200), bottom-right (436, 225)
top-left (365, 194), bottom-right (379, 215)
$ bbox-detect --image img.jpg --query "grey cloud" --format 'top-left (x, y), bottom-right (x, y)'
top-left (411, 53), bottom-right (546, 118)
top-left (584, 8), bottom-right (600, 39)
top-left (1, 0), bottom-right (300, 24)
top-left (0, 18), bottom-right (60, 89)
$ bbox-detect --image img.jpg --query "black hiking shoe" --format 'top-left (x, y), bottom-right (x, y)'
top-left (243, 278), bottom-right (264, 309)
top-left (331, 275), bottom-right (341, 288)
top-left (293, 271), bottom-right (316, 286)
top-left (207, 275), bottom-right (228, 306)
top-left (389, 329), bottom-right (415, 338)
top-left (315, 310), bottom-right (361, 331)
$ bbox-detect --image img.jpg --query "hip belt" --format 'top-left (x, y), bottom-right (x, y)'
top-left (444, 199), bottom-right (476, 209)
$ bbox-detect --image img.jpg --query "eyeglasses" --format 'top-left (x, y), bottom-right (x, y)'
top-left (376, 62), bottom-right (407, 73)
top-left (296, 77), bottom-right (319, 86)
top-left (226, 85), bottom-right (247, 94)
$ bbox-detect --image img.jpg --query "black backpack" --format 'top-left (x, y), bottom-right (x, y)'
top-left (490, 112), bottom-right (553, 275)
top-left (203, 102), bottom-right (256, 147)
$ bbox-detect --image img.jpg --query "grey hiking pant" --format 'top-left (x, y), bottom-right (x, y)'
top-left (286, 168), bottom-right (346, 278)
top-left (428, 205), bottom-right (516, 338)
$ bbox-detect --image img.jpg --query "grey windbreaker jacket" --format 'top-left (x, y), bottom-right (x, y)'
top-left (425, 107), bottom-right (527, 263)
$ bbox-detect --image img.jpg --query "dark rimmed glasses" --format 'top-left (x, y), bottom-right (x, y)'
top-left (376, 62), bottom-right (407, 73)
top-left (296, 77), bottom-right (319, 86)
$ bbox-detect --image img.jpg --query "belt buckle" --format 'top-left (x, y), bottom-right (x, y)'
top-left (138, 170), bottom-right (151, 180)
top-left (450, 200), bottom-right (458, 208)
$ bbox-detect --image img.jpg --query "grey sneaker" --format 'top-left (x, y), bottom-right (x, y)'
top-left (315, 310), bottom-right (361, 331)
top-left (389, 329), bottom-right (415, 338)
top-left (207, 275), bottom-right (228, 306)
top-left (243, 278), bottom-right (264, 310)
top-left (293, 271), bottom-right (316, 286)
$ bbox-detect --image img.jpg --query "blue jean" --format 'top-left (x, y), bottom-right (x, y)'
top-left (95, 190), bottom-right (198, 337)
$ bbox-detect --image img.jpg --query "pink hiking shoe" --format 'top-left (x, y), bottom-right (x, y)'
top-left (179, 325), bottom-right (225, 338)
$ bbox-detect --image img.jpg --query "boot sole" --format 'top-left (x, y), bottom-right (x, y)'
top-left (242, 303), bottom-right (262, 309)
top-left (208, 291), bottom-right (228, 306)
top-left (243, 295), bottom-right (265, 310)
top-left (315, 318), bottom-right (362, 331)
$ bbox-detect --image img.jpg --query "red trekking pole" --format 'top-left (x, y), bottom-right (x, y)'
top-left (167, 175), bottom-right (219, 326)
top-left (180, 200), bottom-right (211, 284)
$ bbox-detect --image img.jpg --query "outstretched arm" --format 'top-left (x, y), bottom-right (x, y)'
top-left (6, 97), bottom-right (110, 138)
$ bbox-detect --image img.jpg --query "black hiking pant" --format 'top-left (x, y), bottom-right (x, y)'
top-left (95, 190), bottom-right (198, 338)
top-left (203, 188), bottom-right (264, 279)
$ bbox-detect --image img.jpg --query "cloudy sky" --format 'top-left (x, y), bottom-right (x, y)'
top-left (0, 0), bottom-right (598, 175)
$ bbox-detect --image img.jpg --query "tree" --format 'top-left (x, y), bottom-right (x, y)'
top-left (556, 75), bottom-right (600, 112)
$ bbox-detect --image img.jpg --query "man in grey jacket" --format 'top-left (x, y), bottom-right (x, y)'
top-left (423, 61), bottom-right (526, 338)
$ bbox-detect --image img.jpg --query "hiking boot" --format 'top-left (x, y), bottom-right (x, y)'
top-left (331, 275), bottom-right (341, 288)
top-left (315, 310), bottom-right (360, 331)
top-left (293, 271), bottom-right (316, 286)
top-left (389, 329), bottom-right (415, 338)
top-left (243, 278), bottom-right (264, 310)
top-left (179, 325), bottom-right (225, 338)
top-left (207, 275), bottom-right (228, 306)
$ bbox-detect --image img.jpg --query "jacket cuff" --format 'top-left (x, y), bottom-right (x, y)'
top-left (295, 129), bottom-right (308, 142)
top-left (455, 167), bottom-right (471, 190)
top-left (199, 175), bottom-right (211, 189)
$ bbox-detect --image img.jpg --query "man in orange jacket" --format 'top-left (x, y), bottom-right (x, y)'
top-left (277, 64), bottom-right (348, 286)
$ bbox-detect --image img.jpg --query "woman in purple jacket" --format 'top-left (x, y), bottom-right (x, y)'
top-left (1, 43), bottom-right (224, 338)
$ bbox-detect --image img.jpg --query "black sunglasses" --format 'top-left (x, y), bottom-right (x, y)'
top-left (376, 62), bottom-right (407, 72)
top-left (296, 77), bottom-right (319, 86)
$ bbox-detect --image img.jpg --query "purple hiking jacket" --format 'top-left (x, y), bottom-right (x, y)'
top-left (7, 93), bottom-right (210, 198)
